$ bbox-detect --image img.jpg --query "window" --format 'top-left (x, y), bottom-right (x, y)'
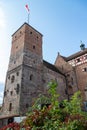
top-left (84, 88), bottom-right (87, 91)
top-left (11, 75), bottom-right (15, 83)
top-left (16, 84), bottom-right (20, 94)
top-left (14, 61), bottom-right (16, 64)
top-left (16, 72), bottom-right (19, 76)
top-left (4, 91), bottom-right (7, 96)
top-left (30, 74), bottom-right (33, 81)
top-left (77, 58), bottom-right (80, 62)
top-left (30, 31), bottom-right (32, 34)
top-left (8, 75), bottom-right (10, 79)
top-left (10, 91), bottom-right (13, 96)
top-left (33, 45), bottom-right (35, 49)
top-left (20, 31), bottom-right (22, 34)
top-left (9, 103), bottom-right (12, 111)
top-left (26, 104), bottom-right (29, 108)
top-left (82, 68), bottom-right (87, 72)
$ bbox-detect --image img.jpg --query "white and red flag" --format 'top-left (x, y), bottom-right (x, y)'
top-left (25, 4), bottom-right (30, 12)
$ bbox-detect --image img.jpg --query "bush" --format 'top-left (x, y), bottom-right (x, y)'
top-left (1, 81), bottom-right (87, 130)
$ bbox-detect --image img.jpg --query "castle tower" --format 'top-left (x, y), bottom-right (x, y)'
top-left (2, 23), bottom-right (43, 116)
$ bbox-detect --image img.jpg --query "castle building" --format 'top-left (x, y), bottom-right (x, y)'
top-left (0, 23), bottom-right (87, 127)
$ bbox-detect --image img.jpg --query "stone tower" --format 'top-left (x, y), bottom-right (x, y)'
top-left (2, 23), bottom-right (43, 116)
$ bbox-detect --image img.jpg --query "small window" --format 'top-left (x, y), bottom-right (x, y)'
top-left (77, 58), bottom-right (80, 62)
top-left (84, 88), bottom-right (87, 91)
top-left (10, 91), bottom-right (13, 96)
top-left (82, 68), bottom-right (87, 72)
top-left (33, 45), bottom-right (35, 49)
top-left (4, 91), bottom-right (7, 96)
top-left (8, 75), bottom-right (10, 79)
top-left (9, 103), bottom-right (12, 111)
top-left (16, 84), bottom-right (20, 94)
top-left (14, 61), bottom-right (16, 64)
top-left (11, 75), bottom-right (15, 83)
top-left (26, 104), bottom-right (29, 108)
top-left (30, 31), bottom-right (32, 34)
top-left (30, 74), bottom-right (33, 81)
top-left (16, 72), bottom-right (19, 76)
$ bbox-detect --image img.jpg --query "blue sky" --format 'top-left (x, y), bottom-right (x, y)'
top-left (0, 0), bottom-right (87, 103)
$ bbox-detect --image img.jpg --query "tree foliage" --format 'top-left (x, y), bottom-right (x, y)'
top-left (1, 81), bottom-right (87, 130)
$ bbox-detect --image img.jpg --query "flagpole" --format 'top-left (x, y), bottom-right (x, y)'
top-left (25, 4), bottom-right (30, 25)
top-left (28, 13), bottom-right (29, 24)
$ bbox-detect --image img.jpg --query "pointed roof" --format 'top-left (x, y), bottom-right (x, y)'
top-left (12, 22), bottom-right (43, 36)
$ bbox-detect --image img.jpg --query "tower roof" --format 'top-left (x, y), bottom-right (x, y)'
top-left (12, 23), bottom-right (43, 36)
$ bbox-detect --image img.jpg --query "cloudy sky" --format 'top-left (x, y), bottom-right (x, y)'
top-left (0, 0), bottom-right (87, 104)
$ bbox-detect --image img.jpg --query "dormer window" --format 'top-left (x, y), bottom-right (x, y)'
top-left (77, 58), bottom-right (80, 62)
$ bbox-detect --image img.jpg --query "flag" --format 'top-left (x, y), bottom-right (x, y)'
top-left (25, 4), bottom-right (30, 12)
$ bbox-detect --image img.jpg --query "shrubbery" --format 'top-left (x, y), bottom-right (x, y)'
top-left (1, 81), bottom-right (87, 130)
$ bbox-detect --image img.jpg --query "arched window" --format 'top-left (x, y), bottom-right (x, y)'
top-left (30, 74), bottom-right (33, 81)
top-left (11, 75), bottom-right (15, 83)
top-left (16, 72), bottom-right (19, 76)
top-left (9, 103), bottom-right (12, 111)
top-left (10, 91), bottom-right (13, 96)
